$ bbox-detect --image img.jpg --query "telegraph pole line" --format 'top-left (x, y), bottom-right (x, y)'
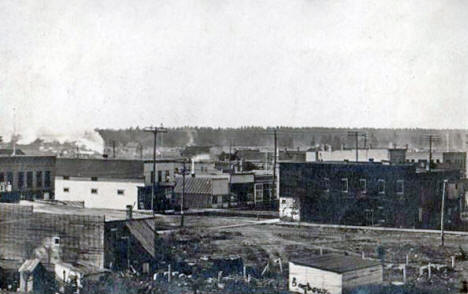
top-left (144, 125), bottom-right (167, 216)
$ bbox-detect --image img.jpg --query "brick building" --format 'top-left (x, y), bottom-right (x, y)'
top-left (0, 155), bottom-right (56, 202)
top-left (279, 161), bottom-right (462, 230)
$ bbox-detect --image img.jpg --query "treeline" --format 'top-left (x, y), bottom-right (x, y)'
top-left (96, 127), bottom-right (468, 151)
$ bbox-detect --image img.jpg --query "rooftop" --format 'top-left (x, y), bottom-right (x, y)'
top-left (0, 149), bottom-right (25, 156)
top-left (290, 255), bottom-right (381, 273)
top-left (56, 158), bottom-right (144, 179)
top-left (18, 200), bottom-right (153, 222)
top-left (174, 176), bottom-right (213, 195)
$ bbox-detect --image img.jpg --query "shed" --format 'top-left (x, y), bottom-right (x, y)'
top-left (289, 255), bottom-right (383, 294)
top-left (18, 259), bottom-right (49, 293)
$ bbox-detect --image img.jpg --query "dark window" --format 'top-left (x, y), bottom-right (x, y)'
top-left (63, 176), bottom-right (70, 180)
top-left (63, 187), bottom-right (70, 193)
top-left (150, 171), bottom-right (155, 183)
top-left (157, 171), bottom-right (162, 183)
top-left (165, 170), bottom-right (170, 182)
top-left (7, 172), bottom-right (13, 185)
top-left (0, 172), bottom-right (4, 183)
top-left (18, 172), bottom-right (24, 189)
top-left (341, 178), bottom-right (348, 193)
top-left (212, 196), bottom-right (218, 204)
top-left (26, 172), bottom-right (33, 188)
top-left (44, 171), bottom-right (51, 188)
top-left (91, 177), bottom-right (98, 181)
top-left (117, 189), bottom-right (125, 195)
top-left (175, 168), bottom-right (179, 174)
top-left (36, 171), bottom-right (42, 188)
top-left (378, 179), bottom-right (385, 194)
top-left (323, 178), bottom-right (330, 192)
top-left (359, 179), bottom-right (367, 193)
top-left (396, 180), bottom-right (404, 195)
top-left (91, 188), bottom-right (98, 194)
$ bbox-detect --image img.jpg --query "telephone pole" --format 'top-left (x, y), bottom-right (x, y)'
top-left (424, 135), bottom-right (441, 172)
top-left (347, 131), bottom-right (367, 162)
top-left (144, 125), bottom-right (167, 216)
top-left (272, 128), bottom-right (278, 204)
top-left (180, 159), bottom-right (187, 227)
top-left (441, 179), bottom-right (448, 246)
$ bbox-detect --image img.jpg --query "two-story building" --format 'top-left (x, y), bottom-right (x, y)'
top-left (279, 161), bottom-right (462, 230)
top-left (0, 155), bottom-right (56, 202)
top-left (55, 159), bottom-right (144, 210)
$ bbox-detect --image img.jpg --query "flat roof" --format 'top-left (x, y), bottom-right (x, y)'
top-left (56, 158), bottom-right (143, 179)
top-left (290, 255), bottom-right (381, 274)
top-left (18, 201), bottom-right (153, 222)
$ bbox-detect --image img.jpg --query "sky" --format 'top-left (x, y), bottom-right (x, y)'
top-left (1, 0), bottom-right (468, 142)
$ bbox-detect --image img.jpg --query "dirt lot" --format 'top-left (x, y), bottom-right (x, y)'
top-left (157, 215), bottom-right (468, 293)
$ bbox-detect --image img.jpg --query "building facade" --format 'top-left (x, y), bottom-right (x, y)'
top-left (0, 155), bottom-right (56, 202)
top-left (55, 159), bottom-right (144, 210)
top-left (279, 161), bottom-right (462, 229)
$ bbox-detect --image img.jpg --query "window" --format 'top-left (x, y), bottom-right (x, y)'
top-left (323, 178), bottom-right (330, 192)
top-left (378, 179), bottom-right (385, 194)
top-left (117, 189), bottom-right (125, 195)
top-left (91, 188), bottom-right (98, 194)
top-left (174, 168), bottom-right (179, 174)
top-left (212, 196), bottom-right (218, 204)
top-left (36, 171), bottom-right (42, 188)
top-left (341, 178), bottom-right (348, 193)
top-left (0, 172), bottom-right (4, 183)
top-left (255, 183), bottom-right (264, 202)
top-left (44, 171), bottom-right (51, 188)
top-left (18, 172), bottom-right (24, 189)
top-left (165, 170), bottom-right (170, 182)
top-left (359, 179), bottom-right (367, 194)
top-left (157, 171), bottom-right (162, 183)
top-left (91, 177), bottom-right (98, 181)
top-left (63, 187), bottom-right (70, 193)
top-left (7, 172), bottom-right (13, 185)
top-left (26, 172), bottom-right (33, 188)
top-left (142, 263), bottom-right (150, 274)
top-left (63, 176), bottom-right (70, 180)
top-left (396, 180), bottom-right (404, 195)
top-left (150, 171), bottom-right (155, 183)
top-left (54, 237), bottom-right (60, 245)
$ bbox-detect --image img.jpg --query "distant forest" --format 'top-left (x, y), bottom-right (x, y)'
top-left (96, 127), bottom-right (468, 151)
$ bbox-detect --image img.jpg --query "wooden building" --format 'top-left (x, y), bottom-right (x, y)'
top-left (289, 255), bottom-right (383, 294)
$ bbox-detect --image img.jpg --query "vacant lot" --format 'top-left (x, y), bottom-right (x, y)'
top-left (159, 214), bottom-right (468, 293)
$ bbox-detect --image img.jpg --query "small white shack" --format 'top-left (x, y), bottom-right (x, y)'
top-left (289, 255), bottom-right (383, 294)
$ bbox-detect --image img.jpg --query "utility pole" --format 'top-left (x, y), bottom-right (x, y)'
top-left (347, 131), bottom-right (366, 162)
top-left (424, 135), bottom-right (440, 172)
top-left (144, 125), bottom-right (167, 216)
top-left (441, 179), bottom-right (448, 246)
top-left (272, 128), bottom-right (278, 204)
top-left (180, 159), bottom-right (186, 227)
top-left (112, 141), bottom-right (116, 158)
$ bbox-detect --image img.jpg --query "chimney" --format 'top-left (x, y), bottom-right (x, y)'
top-left (126, 205), bottom-right (133, 220)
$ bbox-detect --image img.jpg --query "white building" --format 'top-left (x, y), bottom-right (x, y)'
top-left (306, 148), bottom-right (407, 164)
top-left (289, 255), bottom-right (383, 294)
top-left (55, 159), bottom-right (144, 210)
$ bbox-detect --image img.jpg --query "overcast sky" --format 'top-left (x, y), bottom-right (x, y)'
top-left (1, 0), bottom-right (468, 141)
